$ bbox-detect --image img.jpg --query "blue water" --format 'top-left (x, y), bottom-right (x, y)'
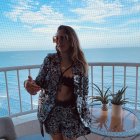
top-left (0, 47), bottom-right (140, 68)
top-left (0, 47), bottom-right (140, 116)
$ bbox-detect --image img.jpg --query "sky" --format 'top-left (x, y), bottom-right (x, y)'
top-left (0, 0), bottom-right (140, 51)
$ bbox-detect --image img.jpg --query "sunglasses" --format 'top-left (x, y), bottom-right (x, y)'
top-left (53, 35), bottom-right (69, 43)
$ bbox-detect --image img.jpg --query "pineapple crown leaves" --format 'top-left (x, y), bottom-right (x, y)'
top-left (90, 83), bottom-right (111, 104)
top-left (111, 86), bottom-right (128, 105)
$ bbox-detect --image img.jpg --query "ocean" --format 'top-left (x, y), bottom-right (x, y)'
top-left (0, 47), bottom-right (140, 117)
top-left (1, 47), bottom-right (140, 68)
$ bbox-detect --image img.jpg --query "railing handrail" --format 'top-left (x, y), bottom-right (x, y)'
top-left (0, 62), bottom-right (140, 72)
top-left (0, 65), bottom-right (40, 72)
top-left (88, 62), bottom-right (140, 67)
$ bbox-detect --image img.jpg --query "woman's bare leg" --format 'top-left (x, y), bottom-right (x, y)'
top-left (51, 133), bottom-right (63, 140)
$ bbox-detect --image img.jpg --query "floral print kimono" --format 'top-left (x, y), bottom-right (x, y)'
top-left (35, 53), bottom-right (91, 138)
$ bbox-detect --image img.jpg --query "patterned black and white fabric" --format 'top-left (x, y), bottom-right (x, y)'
top-left (44, 103), bottom-right (90, 138)
top-left (35, 52), bottom-right (91, 137)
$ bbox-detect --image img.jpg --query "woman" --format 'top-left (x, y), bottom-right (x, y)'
top-left (24, 25), bottom-right (91, 140)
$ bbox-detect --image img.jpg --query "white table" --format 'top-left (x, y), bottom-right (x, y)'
top-left (89, 103), bottom-right (140, 138)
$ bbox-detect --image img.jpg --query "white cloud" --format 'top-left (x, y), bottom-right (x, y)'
top-left (20, 9), bottom-right (64, 25)
top-left (71, 0), bottom-right (140, 23)
top-left (130, 4), bottom-right (140, 13)
top-left (118, 18), bottom-right (140, 29)
top-left (118, 1), bottom-right (140, 15)
top-left (127, 18), bottom-right (140, 24)
top-left (127, 0), bottom-right (140, 3)
top-left (32, 26), bottom-right (58, 34)
top-left (5, 0), bottom-right (140, 30)
top-left (5, 6), bottom-right (28, 21)
top-left (2, 0), bottom-right (140, 50)
top-left (79, 31), bottom-right (140, 48)
top-left (71, 0), bottom-right (122, 23)
top-left (5, 1), bottom-right (65, 29)
top-left (0, 33), bottom-right (55, 50)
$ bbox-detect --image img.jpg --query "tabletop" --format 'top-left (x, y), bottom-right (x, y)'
top-left (89, 103), bottom-right (140, 138)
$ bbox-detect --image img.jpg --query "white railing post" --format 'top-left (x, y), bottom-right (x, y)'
top-left (135, 66), bottom-right (138, 110)
top-left (17, 70), bottom-right (22, 112)
top-left (91, 66), bottom-right (93, 102)
top-left (124, 66), bottom-right (126, 99)
top-left (4, 71), bottom-right (11, 116)
top-left (28, 69), bottom-right (33, 110)
top-left (102, 66), bottom-right (104, 93)
top-left (112, 66), bottom-right (114, 94)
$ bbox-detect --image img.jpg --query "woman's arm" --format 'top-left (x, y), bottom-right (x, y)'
top-left (35, 55), bottom-right (51, 88)
top-left (24, 54), bottom-right (51, 95)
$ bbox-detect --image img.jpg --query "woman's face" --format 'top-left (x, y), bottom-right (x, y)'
top-left (54, 29), bottom-right (70, 53)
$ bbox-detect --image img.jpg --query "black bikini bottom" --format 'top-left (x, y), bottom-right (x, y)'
top-left (55, 95), bottom-right (77, 108)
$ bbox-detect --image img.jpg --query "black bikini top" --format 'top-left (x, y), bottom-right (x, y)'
top-left (61, 76), bottom-right (74, 87)
top-left (59, 63), bottom-right (74, 88)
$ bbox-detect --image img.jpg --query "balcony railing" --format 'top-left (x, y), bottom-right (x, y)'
top-left (0, 62), bottom-right (140, 117)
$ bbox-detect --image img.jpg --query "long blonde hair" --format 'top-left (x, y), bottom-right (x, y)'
top-left (57, 25), bottom-right (88, 75)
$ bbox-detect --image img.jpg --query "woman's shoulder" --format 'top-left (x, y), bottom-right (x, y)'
top-left (43, 52), bottom-right (60, 66)
top-left (46, 52), bottom-right (57, 58)
top-left (44, 53), bottom-right (58, 61)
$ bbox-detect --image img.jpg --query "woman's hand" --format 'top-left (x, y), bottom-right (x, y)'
top-left (24, 76), bottom-right (41, 95)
